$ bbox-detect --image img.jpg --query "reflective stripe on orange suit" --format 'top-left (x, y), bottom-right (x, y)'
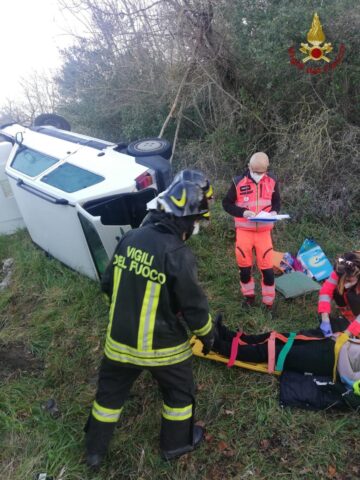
top-left (235, 230), bottom-right (273, 270)
top-left (234, 175), bottom-right (276, 232)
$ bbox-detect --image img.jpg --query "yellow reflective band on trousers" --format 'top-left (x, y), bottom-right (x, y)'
top-left (91, 400), bottom-right (123, 423)
top-left (137, 280), bottom-right (161, 351)
top-left (106, 336), bottom-right (191, 359)
top-left (193, 314), bottom-right (212, 337)
top-left (162, 403), bottom-right (193, 421)
top-left (104, 342), bottom-right (192, 366)
top-left (107, 266), bottom-right (123, 336)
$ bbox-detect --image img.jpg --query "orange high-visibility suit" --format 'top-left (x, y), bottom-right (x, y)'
top-left (222, 171), bottom-right (280, 307)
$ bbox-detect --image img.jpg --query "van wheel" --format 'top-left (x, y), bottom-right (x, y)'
top-left (127, 138), bottom-right (172, 160)
top-left (33, 114), bottom-right (71, 131)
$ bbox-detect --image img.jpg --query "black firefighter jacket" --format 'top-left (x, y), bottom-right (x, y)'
top-left (101, 214), bottom-right (212, 367)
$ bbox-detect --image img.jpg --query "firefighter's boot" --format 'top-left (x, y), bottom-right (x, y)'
top-left (161, 425), bottom-right (204, 460)
top-left (84, 414), bottom-right (116, 470)
top-left (86, 453), bottom-right (103, 471)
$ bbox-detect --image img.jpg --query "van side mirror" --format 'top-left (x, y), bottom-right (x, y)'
top-left (15, 132), bottom-right (23, 146)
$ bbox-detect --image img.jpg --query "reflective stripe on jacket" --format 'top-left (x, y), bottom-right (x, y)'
top-left (234, 174), bottom-right (276, 231)
top-left (318, 271), bottom-right (339, 314)
top-left (101, 215), bottom-right (212, 367)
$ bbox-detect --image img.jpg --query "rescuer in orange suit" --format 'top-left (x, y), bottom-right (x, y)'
top-left (222, 152), bottom-right (280, 310)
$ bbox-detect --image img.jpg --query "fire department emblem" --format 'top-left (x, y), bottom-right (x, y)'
top-left (288, 12), bottom-right (345, 75)
top-left (300, 13), bottom-right (332, 63)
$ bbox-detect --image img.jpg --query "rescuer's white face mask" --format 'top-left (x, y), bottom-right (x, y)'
top-left (192, 221), bottom-right (200, 235)
top-left (249, 169), bottom-right (265, 183)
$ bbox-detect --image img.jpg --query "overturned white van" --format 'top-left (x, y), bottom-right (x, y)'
top-left (0, 119), bottom-right (172, 280)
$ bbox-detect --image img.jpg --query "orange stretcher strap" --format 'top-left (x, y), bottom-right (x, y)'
top-left (268, 331), bottom-right (277, 373)
top-left (227, 331), bottom-right (243, 367)
top-left (267, 332), bottom-right (325, 373)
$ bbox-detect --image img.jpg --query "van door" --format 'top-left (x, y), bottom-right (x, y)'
top-left (77, 189), bottom-right (157, 277)
top-left (76, 204), bottom-right (128, 278)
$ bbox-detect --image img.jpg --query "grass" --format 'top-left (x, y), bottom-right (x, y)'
top-left (0, 206), bottom-right (360, 480)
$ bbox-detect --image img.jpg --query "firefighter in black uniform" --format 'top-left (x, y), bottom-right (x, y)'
top-left (85, 178), bottom-right (214, 468)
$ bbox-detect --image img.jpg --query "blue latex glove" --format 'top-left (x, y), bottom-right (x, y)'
top-left (320, 321), bottom-right (333, 337)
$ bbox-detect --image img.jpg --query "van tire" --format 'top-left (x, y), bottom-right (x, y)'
top-left (127, 138), bottom-right (172, 160)
top-left (33, 114), bottom-right (71, 131)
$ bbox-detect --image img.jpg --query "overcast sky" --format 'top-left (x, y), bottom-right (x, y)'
top-left (0, 0), bottom-right (76, 105)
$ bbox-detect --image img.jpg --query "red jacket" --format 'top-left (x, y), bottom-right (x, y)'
top-left (318, 271), bottom-right (360, 324)
top-left (318, 271), bottom-right (340, 314)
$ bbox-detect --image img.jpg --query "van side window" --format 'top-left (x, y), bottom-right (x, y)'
top-left (41, 163), bottom-right (104, 193)
top-left (11, 147), bottom-right (58, 177)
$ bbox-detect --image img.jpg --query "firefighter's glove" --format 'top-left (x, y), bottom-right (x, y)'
top-left (198, 332), bottom-right (214, 356)
top-left (320, 320), bottom-right (333, 337)
top-left (353, 380), bottom-right (360, 396)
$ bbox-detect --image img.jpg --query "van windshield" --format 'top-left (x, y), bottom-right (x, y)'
top-left (11, 147), bottom-right (58, 177)
top-left (41, 163), bottom-right (104, 193)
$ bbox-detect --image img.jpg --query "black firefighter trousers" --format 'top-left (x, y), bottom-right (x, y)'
top-left (85, 356), bottom-right (196, 456)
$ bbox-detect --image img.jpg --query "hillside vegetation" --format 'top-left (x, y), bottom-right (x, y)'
top-left (1, 0), bottom-right (360, 224)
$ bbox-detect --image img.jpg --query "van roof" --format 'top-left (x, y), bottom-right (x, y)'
top-left (2, 124), bottom-right (149, 204)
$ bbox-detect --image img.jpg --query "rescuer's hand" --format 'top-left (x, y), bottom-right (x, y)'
top-left (198, 332), bottom-right (214, 355)
top-left (320, 320), bottom-right (333, 337)
top-left (243, 210), bottom-right (255, 218)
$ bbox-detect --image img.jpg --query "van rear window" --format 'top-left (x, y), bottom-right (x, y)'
top-left (41, 163), bottom-right (104, 193)
top-left (11, 147), bottom-right (58, 177)
top-left (83, 189), bottom-right (156, 227)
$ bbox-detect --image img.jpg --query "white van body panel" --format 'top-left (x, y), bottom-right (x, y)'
top-left (7, 174), bottom-right (98, 279)
top-left (0, 141), bottom-right (25, 235)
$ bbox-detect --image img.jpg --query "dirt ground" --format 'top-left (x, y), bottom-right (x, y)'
top-left (0, 343), bottom-right (43, 380)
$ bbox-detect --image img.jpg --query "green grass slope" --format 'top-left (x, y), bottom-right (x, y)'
top-left (0, 209), bottom-right (359, 480)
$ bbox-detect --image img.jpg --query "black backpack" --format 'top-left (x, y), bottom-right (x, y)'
top-left (279, 371), bottom-right (360, 411)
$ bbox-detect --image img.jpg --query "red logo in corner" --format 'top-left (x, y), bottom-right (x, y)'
top-left (288, 13), bottom-right (345, 75)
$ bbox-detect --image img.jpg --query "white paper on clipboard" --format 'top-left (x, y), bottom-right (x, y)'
top-left (249, 211), bottom-right (290, 222)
